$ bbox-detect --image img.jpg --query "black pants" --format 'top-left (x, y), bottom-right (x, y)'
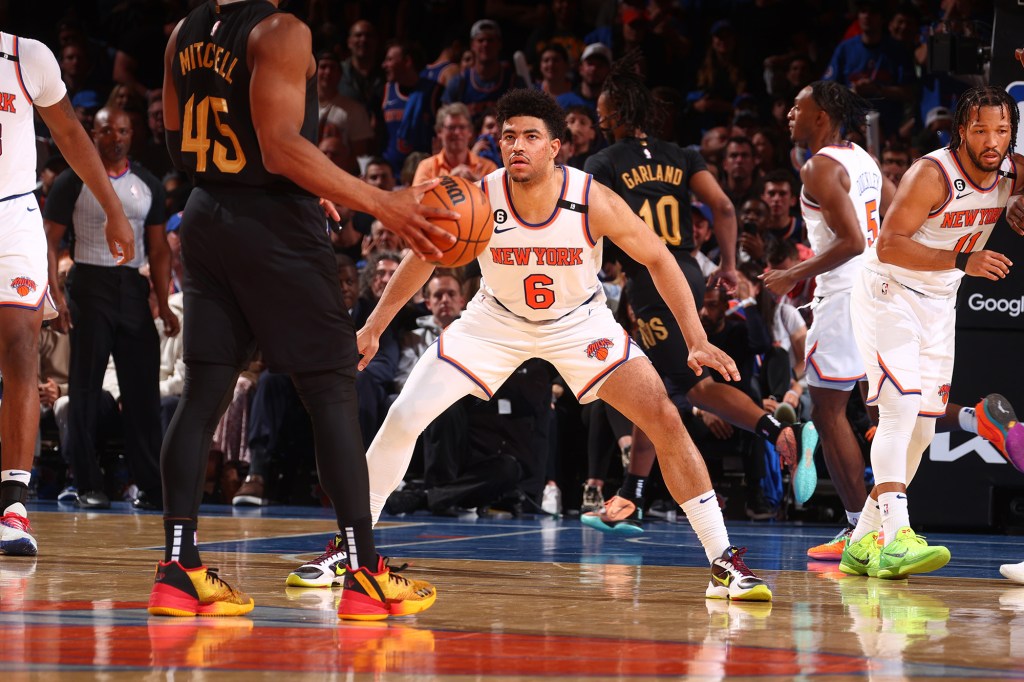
top-left (65, 264), bottom-right (162, 497)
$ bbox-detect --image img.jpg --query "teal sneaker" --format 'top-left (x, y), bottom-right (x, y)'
top-left (876, 527), bottom-right (950, 580)
top-left (839, 531), bottom-right (880, 577)
top-left (794, 422), bottom-right (818, 505)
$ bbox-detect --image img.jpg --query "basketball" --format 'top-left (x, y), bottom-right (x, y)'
top-left (419, 175), bottom-right (494, 267)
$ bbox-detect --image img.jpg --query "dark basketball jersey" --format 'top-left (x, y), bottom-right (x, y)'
top-left (172, 0), bottom-right (317, 194)
top-left (584, 138), bottom-right (707, 277)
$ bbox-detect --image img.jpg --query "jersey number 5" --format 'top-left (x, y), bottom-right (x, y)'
top-left (181, 95), bottom-right (246, 173)
top-left (864, 198), bottom-right (879, 246)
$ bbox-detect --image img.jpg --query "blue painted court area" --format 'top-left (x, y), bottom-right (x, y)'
top-left (52, 498), bottom-right (1019, 580)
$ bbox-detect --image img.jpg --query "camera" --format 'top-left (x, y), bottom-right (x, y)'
top-left (928, 32), bottom-right (990, 76)
top-left (742, 221), bottom-right (759, 235)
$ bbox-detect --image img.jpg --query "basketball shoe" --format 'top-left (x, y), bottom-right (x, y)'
top-left (580, 484), bottom-right (604, 514)
top-left (775, 424), bottom-right (798, 471)
top-left (0, 507), bottom-right (37, 556)
top-left (706, 546), bottom-right (773, 601)
top-left (580, 495), bottom-right (644, 536)
top-left (976, 393), bottom-right (1024, 471)
top-left (839, 531), bottom-right (881, 577)
top-left (793, 422), bottom-right (818, 505)
top-left (148, 561), bottom-right (254, 616)
top-left (807, 526), bottom-right (854, 561)
top-left (875, 527), bottom-right (950, 580)
top-left (337, 555), bottom-right (437, 621)
top-left (286, 533), bottom-right (348, 588)
top-left (1000, 560), bottom-right (1024, 584)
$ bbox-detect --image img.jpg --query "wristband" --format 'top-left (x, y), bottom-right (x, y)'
top-left (955, 251), bottom-right (970, 271)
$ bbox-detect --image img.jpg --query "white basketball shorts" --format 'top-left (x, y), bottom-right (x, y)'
top-left (0, 192), bottom-right (56, 319)
top-left (805, 289), bottom-right (865, 391)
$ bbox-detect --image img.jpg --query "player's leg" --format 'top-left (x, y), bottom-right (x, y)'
top-left (0, 305), bottom-right (44, 556)
top-left (598, 358), bottom-right (772, 601)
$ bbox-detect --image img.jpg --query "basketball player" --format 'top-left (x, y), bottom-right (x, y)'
top-left (842, 86), bottom-right (1024, 579)
top-left (761, 81), bottom-right (894, 554)
top-left (0, 33), bottom-right (135, 557)
top-left (580, 54), bottom-right (798, 535)
top-left (359, 88), bottom-right (773, 601)
top-left (151, 0), bottom-right (452, 620)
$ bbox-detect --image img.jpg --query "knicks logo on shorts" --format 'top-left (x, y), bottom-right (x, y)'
top-left (585, 338), bottom-right (613, 361)
top-left (938, 383), bottom-right (951, 405)
top-left (10, 276), bottom-right (36, 297)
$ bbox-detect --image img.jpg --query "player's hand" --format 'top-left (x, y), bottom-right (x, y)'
top-left (51, 299), bottom-right (71, 334)
top-left (1007, 195), bottom-right (1024, 236)
top-left (104, 211), bottom-right (135, 265)
top-left (760, 268), bottom-right (796, 296)
top-left (687, 339), bottom-right (741, 382)
top-left (374, 178), bottom-right (458, 261)
top-left (709, 266), bottom-right (738, 294)
top-left (964, 249), bottom-right (1012, 280)
top-left (159, 305), bottom-right (181, 337)
top-left (319, 198), bottom-right (341, 222)
top-left (356, 327), bottom-right (380, 371)
top-left (700, 411), bottom-right (734, 440)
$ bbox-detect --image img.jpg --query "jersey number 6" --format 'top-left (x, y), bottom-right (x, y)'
top-left (181, 94), bottom-right (247, 174)
top-left (524, 274), bottom-right (555, 310)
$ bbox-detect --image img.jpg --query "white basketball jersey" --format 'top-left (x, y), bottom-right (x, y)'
top-left (478, 165), bottom-right (605, 321)
top-left (801, 142), bottom-right (882, 296)
top-left (0, 34), bottom-right (65, 198)
top-left (864, 147), bottom-right (1015, 298)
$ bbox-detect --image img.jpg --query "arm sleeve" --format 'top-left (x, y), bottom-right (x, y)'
top-left (17, 37), bottom-right (66, 107)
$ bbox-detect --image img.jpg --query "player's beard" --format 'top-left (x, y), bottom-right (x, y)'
top-left (964, 143), bottom-right (1006, 174)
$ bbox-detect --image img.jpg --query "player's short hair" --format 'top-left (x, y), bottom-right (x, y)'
top-left (495, 88), bottom-right (567, 142)
top-left (759, 169), bottom-right (796, 195)
top-left (949, 85), bottom-right (1019, 154)
top-left (807, 80), bottom-right (872, 137)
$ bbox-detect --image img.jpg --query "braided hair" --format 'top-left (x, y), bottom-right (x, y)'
top-left (807, 80), bottom-right (872, 137)
top-left (599, 49), bottom-right (662, 135)
top-left (948, 85), bottom-right (1019, 153)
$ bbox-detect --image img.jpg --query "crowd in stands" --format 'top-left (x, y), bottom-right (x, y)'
top-left (15, 0), bottom-right (991, 521)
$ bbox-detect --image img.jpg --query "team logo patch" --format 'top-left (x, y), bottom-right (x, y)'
top-left (10, 276), bottom-right (36, 297)
top-left (938, 383), bottom-right (951, 405)
top-left (585, 338), bottom-right (614, 361)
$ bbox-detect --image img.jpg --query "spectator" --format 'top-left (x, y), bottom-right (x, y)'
top-left (692, 20), bottom-right (751, 128)
top-left (133, 94), bottom-right (172, 179)
top-left (524, 0), bottom-right (587, 68)
top-left (881, 140), bottom-right (912, 186)
top-left (420, 31), bottom-right (464, 87)
top-left (722, 136), bottom-right (758, 209)
top-left (565, 105), bottom-right (600, 169)
top-left (912, 105), bottom-right (954, 156)
top-left (470, 108), bottom-right (502, 167)
top-left (556, 42), bottom-right (612, 113)
top-left (396, 269), bottom-right (466, 391)
top-left (316, 51), bottom-right (373, 171)
top-left (43, 107), bottom-right (176, 511)
top-left (759, 169), bottom-right (805, 248)
top-left (690, 202), bottom-right (719, 278)
top-left (338, 20), bottom-right (386, 133)
top-left (535, 43), bottom-right (573, 98)
top-left (412, 102), bottom-right (498, 185)
top-left (381, 40), bottom-right (438, 176)
top-left (442, 19), bottom-right (525, 124)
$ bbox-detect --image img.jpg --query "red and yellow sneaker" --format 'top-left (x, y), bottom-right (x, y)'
top-left (148, 561), bottom-right (254, 617)
top-left (338, 556), bottom-right (437, 621)
top-left (806, 526), bottom-right (854, 561)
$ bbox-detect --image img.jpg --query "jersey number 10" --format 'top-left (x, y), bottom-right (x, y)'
top-left (181, 95), bottom-right (246, 173)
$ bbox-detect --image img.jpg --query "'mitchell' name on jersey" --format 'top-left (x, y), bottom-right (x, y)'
top-left (864, 147), bottom-right (1015, 298)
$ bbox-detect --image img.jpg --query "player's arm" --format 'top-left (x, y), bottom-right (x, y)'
top-left (36, 97), bottom-right (134, 264)
top-left (145, 223), bottom-right (179, 337)
top-left (761, 155), bottom-right (865, 296)
top-left (246, 15), bottom-right (455, 259)
top-left (589, 182), bottom-right (739, 382)
top-left (357, 253), bottom-right (436, 371)
top-left (878, 160), bottom-right (1011, 280)
top-left (691, 169), bottom-right (737, 288)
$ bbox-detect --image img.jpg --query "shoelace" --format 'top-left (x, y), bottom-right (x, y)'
top-left (1, 513), bottom-right (30, 531)
top-left (309, 537), bottom-right (346, 564)
top-left (725, 547), bottom-right (756, 577)
top-left (204, 568), bottom-right (242, 596)
top-left (830, 527), bottom-right (854, 544)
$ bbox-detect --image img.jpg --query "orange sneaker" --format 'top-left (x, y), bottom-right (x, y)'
top-left (976, 394), bottom-right (1024, 471)
top-left (338, 556), bottom-right (437, 621)
top-left (806, 526), bottom-right (854, 561)
top-left (148, 561), bottom-right (254, 617)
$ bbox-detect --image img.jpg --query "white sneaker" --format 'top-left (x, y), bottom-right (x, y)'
top-left (1000, 561), bottom-right (1024, 584)
top-left (0, 507), bottom-right (38, 556)
top-left (541, 483), bottom-right (562, 515)
top-left (285, 534), bottom-right (348, 587)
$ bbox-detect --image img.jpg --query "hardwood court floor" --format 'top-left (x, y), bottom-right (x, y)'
top-left (2, 502), bottom-right (1024, 680)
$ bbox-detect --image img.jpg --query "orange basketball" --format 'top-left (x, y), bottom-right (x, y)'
top-left (419, 175), bottom-right (494, 267)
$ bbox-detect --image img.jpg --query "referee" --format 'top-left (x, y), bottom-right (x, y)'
top-left (44, 106), bottom-right (177, 510)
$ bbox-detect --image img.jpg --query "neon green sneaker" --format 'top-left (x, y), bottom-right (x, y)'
top-left (876, 527), bottom-right (950, 580)
top-left (839, 531), bottom-right (880, 577)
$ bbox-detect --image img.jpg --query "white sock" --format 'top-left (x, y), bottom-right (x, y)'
top-left (1, 469), bottom-right (31, 486)
top-left (959, 407), bottom-right (978, 434)
top-left (681, 490), bottom-right (731, 562)
top-left (878, 491), bottom-right (910, 546)
top-left (846, 510), bottom-right (861, 528)
top-left (851, 497), bottom-right (881, 543)
top-left (369, 491), bottom-right (387, 527)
